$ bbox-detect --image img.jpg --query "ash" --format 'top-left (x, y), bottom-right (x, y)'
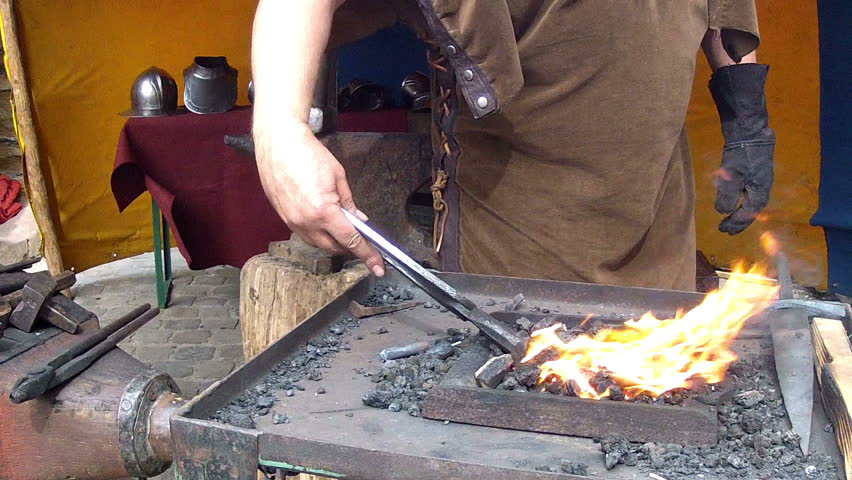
top-left (210, 315), bottom-right (360, 429)
top-left (597, 357), bottom-right (839, 480)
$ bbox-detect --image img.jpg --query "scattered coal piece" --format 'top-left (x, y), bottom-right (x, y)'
top-left (525, 345), bottom-right (562, 365)
top-left (256, 396), bottom-right (274, 409)
top-left (272, 412), bottom-right (289, 425)
top-left (513, 363), bottom-right (542, 387)
top-left (534, 465), bottom-right (557, 473)
top-left (514, 317), bottom-right (533, 332)
top-left (735, 390), bottom-right (765, 408)
top-left (227, 412), bottom-right (255, 429)
top-left (559, 460), bottom-right (589, 476)
top-left (425, 340), bottom-right (454, 360)
top-left (377, 326), bottom-right (389, 335)
top-left (475, 354), bottom-right (513, 389)
top-left (362, 284), bottom-right (415, 307)
top-left (316, 387), bottom-right (326, 395)
top-left (506, 293), bottom-right (525, 311)
top-left (329, 325), bottom-right (344, 335)
top-left (600, 433), bottom-right (630, 470)
top-left (285, 389), bottom-right (294, 397)
top-left (531, 317), bottom-right (559, 333)
top-left (484, 298), bottom-right (497, 306)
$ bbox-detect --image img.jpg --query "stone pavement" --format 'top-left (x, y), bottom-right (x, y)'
top-left (72, 248), bottom-right (244, 396)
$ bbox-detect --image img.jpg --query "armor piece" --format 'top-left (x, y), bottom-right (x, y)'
top-left (120, 66), bottom-right (179, 117)
top-left (402, 72), bottom-right (431, 112)
top-left (183, 56), bottom-right (238, 114)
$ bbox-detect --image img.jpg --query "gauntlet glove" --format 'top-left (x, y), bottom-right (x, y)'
top-left (709, 63), bottom-right (775, 235)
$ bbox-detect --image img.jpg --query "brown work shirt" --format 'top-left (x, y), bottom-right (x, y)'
top-left (331, 1), bottom-right (760, 291)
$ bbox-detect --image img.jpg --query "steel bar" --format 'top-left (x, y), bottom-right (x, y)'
top-left (423, 351), bottom-right (718, 446)
top-left (343, 209), bottom-right (528, 360)
top-left (348, 300), bottom-right (420, 319)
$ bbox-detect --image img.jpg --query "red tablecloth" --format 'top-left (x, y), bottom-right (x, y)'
top-left (111, 107), bottom-right (408, 270)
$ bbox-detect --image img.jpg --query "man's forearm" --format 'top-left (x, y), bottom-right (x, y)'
top-left (252, 0), bottom-right (343, 133)
top-left (701, 29), bottom-right (757, 71)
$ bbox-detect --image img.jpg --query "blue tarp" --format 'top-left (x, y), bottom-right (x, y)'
top-left (812, 0), bottom-right (852, 295)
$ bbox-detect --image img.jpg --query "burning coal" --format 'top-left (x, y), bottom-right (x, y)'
top-left (522, 263), bottom-right (779, 399)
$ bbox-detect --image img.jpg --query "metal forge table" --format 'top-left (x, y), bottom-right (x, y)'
top-left (172, 271), bottom-right (841, 480)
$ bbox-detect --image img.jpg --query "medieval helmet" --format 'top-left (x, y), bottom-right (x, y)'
top-left (183, 56), bottom-right (238, 114)
top-left (120, 66), bottom-right (179, 117)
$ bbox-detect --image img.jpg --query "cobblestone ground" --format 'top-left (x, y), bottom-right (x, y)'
top-left (73, 249), bottom-right (244, 396)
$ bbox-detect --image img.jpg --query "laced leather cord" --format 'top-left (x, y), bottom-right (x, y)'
top-left (427, 44), bottom-right (455, 255)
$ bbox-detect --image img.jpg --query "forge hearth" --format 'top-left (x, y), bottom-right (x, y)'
top-left (422, 347), bottom-right (719, 446)
top-left (182, 272), bottom-right (842, 480)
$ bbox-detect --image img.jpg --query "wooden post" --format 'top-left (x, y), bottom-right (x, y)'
top-left (0, 0), bottom-right (64, 275)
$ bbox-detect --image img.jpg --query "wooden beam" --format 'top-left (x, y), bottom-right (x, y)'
top-left (0, 0), bottom-right (64, 275)
top-left (812, 318), bottom-right (852, 480)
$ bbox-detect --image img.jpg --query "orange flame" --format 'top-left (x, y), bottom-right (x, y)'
top-left (522, 263), bottom-right (778, 399)
top-left (760, 232), bottom-right (780, 257)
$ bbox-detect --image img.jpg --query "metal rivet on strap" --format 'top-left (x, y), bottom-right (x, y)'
top-left (462, 69), bottom-right (474, 81)
top-left (476, 96), bottom-right (489, 109)
top-left (447, 45), bottom-right (457, 55)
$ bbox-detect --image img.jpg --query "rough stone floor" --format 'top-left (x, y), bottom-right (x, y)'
top-left (72, 248), bottom-right (244, 396)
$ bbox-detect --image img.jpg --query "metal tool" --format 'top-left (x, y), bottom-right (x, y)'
top-left (765, 298), bottom-right (850, 321)
top-left (9, 272), bottom-right (59, 332)
top-left (770, 253), bottom-right (813, 455)
top-left (0, 256), bottom-right (41, 274)
top-left (343, 209), bottom-right (529, 360)
top-left (9, 304), bottom-right (158, 404)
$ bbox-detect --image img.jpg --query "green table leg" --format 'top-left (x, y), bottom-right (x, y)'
top-left (152, 198), bottom-right (173, 309)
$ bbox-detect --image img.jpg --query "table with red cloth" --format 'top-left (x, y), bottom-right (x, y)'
top-left (111, 107), bottom-right (409, 270)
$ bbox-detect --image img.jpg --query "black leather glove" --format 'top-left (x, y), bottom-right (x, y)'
top-left (709, 63), bottom-right (775, 235)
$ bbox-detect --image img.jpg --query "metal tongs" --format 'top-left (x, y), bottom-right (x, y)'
top-left (343, 209), bottom-right (528, 360)
top-left (9, 304), bottom-right (159, 404)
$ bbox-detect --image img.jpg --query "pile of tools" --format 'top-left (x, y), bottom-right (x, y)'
top-left (1, 258), bottom-right (164, 405)
top-left (0, 257), bottom-right (93, 337)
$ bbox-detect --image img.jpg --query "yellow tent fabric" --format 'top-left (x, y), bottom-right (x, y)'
top-left (8, 0), bottom-right (257, 271)
top-left (5, 0), bottom-right (826, 286)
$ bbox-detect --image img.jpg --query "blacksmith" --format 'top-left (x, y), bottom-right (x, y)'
top-left (251, 0), bottom-right (775, 291)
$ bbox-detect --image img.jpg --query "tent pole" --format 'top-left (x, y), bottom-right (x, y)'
top-left (0, 0), bottom-right (64, 275)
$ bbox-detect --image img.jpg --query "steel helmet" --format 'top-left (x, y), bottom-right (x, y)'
top-left (120, 66), bottom-right (179, 117)
top-left (183, 56), bottom-right (238, 114)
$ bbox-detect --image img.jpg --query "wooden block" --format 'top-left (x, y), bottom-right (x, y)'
top-left (812, 318), bottom-right (852, 480)
top-left (239, 253), bottom-right (367, 362)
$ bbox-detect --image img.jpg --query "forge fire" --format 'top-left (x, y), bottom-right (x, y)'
top-left (520, 263), bottom-right (779, 400)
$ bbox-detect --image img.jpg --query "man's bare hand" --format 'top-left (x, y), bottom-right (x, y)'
top-left (255, 123), bottom-right (385, 276)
